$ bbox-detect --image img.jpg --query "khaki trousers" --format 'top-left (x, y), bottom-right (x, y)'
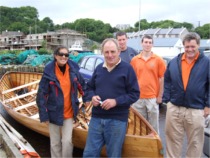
top-left (165, 102), bottom-right (205, 158)
top-left (132, 98), bottom-right (159, 134)
top-left (49, 118), bottom-right (73, 158)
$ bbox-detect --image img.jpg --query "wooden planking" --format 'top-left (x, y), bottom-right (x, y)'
top-left (3, 90), bottom-right (37, 103)
top-left (2, 80), bottom-right (40, 94)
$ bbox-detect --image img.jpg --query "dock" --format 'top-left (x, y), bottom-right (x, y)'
top-left (0, 127), bottom-right (23, 157)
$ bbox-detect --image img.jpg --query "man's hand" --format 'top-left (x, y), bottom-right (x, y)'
top-left (204, 107), bottom-right (210, 117)
top-left (92, 95), bottom-right (101, 107)
top-left (156, 96), bottom-right (162, 104)
top-left (100, 99), bottom-right (116, 110)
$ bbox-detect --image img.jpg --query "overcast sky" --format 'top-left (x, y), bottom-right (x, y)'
top-left (1, 0), bottom-right (209, 27)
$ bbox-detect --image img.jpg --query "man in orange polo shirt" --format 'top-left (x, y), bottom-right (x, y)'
top-left (163, 32), bottom-right (210, 157)
top-left (130, 35), bottom-right (166, 134)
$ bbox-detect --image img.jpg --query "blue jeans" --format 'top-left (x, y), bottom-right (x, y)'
top-left (83, 117), bottom-right (127, 158)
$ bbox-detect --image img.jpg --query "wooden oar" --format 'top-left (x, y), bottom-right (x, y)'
top-left (0, 114), bottom-right (27, 143)
top-left (0, 119), bottom-right (20, 149)
top-left (0, 115), bottom-right (40, 158)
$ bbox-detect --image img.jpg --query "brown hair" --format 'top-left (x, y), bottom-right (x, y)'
top-left (182, 32), bottom-right (200, 45)
top-left (115, 31), bottom-right (127, 39)
top-left (141, 35), bottom-right (153, 43)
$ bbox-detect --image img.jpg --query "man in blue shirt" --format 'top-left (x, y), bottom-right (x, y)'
top-left (83, 38), bottom-right (140, 157)
top-left (116, 31), bottom-right (138, 63)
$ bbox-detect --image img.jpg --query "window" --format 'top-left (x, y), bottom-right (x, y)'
top-left (95, 58), bottom-right (103, 69)
top-left (78, 57), bottom-right (88, 68)
top-left (84, 57), bottom-right (95, 71)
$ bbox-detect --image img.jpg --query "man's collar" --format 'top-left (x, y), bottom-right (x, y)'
top-left (103, 58), bottom-right (121, 72)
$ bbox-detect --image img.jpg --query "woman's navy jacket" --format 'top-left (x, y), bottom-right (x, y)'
top-left (36, 60), bottom-right (88, 125)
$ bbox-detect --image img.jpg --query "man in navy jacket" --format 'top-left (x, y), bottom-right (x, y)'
top-left (163, 32), bottom-right (210, 158)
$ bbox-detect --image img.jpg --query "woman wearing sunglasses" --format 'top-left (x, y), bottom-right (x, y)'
top-left (36, 45), bottom-right (89, 158)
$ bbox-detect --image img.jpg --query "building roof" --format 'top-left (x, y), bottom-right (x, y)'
top-left (168, 28), bottom-right (186, 35)
top-left (127, 37), bottom-right (180, 50)
top-left (127, 27), bottom-right (188, 38)
top-left (2, 31), bottom-right (24, 37)
top-left (127, 37), bottom-right (142, 51)
top-left (153, 38), bottom-right (180, 47)
top-left (156, 28), bottom-right (171, 35)
top-left (145, 28), bottom-right (160, 34)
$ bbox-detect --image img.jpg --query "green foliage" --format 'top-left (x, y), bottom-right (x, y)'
top-left (0, 50), bottom-right (22, 55)
top-left (0, 5), bottom-right (208, 44)
top-left (134, 19), bottom-right (194, 31)
top-left (90, 44), bottom-right (99, 51)
top-left (68, 18), bottom-right (114, 42)
top-left (195, 23), bottom-right (210, 39)
top-left (41, 40), bottom-right (47, 49)
top-left (0, 6), bottom-right (54, 34)
top-left (38, 48), bottom-right (52, 55)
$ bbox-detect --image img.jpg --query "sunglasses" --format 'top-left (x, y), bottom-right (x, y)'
top-left (57, 52), bottom-right (69, 57)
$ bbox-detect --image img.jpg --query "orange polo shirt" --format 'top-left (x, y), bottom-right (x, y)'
top-left (181, 52), bottom-right (199, 91)
top-left (55, 63), bottom-right (73, 119)
top-left (130, 53), bottom-right (166, 98)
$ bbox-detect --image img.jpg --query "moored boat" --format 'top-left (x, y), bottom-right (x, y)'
top-left (0, 71), bottom-right (163, 157)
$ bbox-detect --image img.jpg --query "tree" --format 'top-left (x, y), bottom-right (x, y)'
top-left (0, 5), bottom-right (209, 43)
top-left (39, 17), bottom-right (55, 32)
top-left (195, 23), bottom-right (210, 39)
top-left (71, 18), bottom-right (114, 42)
top-left (134, 19), bottom-right (150, 30)
top-left (134, 19), bottom-right (195, 31)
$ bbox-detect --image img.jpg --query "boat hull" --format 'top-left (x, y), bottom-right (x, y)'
top-left (0, 71), bottom-right (163, 157)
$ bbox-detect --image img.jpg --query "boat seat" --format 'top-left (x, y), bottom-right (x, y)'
top-left (2, 80), bottom-right (40, 94)
top-left (3, 90), bottom-right (37, 104)
top-left (14, 101), bottom-right (36, 111)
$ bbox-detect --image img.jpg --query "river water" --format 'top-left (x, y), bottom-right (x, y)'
top-left (0, 104), bottom-right (207, 158)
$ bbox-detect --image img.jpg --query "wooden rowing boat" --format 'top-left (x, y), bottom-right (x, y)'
top-left (0, 71), bottom-right (163, 157)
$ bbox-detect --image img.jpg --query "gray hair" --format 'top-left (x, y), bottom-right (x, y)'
top-left (101, 38), bottom-right (120, 53)
top-left (182, 32), bottom-right (200, 45)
